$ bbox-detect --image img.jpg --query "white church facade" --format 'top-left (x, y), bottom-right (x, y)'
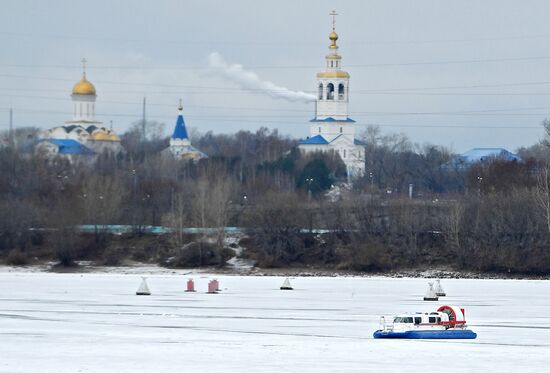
top-left (298, 17), bottom-right (365, 179)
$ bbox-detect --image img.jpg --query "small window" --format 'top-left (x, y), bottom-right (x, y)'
top-left (318, 83), bottom-right (323, 100)
top-left (343, 149), bottom-right (346, 158)
top-left (429, 317), bottom-right (436, 323)
top-left (339, 127), bottom-right (343, 133)
top-left (414, 317), bottom-right (422, 325)
top-left (318, 127), bottom-right (321, 133)
top-left (330, 61), bottom-right (333, 68)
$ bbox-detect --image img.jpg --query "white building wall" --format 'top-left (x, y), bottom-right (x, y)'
top-left (71, 94), bottom-right (96, 122)
top-left (309, 122), bottom-right (355, 142)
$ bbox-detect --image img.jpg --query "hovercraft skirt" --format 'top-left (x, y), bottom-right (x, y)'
top-left (373, 330), bottom-right (477, 339)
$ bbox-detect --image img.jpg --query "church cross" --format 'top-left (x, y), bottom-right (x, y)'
top-left (81, 58), bottom-right (87, 76)
top-left (330, 10), bottom-right (338, 31)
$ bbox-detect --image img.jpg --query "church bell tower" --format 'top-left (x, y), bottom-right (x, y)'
top-left (309, 11), bottom-right (355, 142)
top-left (315, 11), bottom-right (350, 122)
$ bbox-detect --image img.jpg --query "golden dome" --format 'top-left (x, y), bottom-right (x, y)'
top-left (90, 128), bottom-right (120, 142)
top-left (108, 133), bottom-right (120, 141)
top-left (329, 31), bottom-right (338, 49)
top-left (72, 74), bottom-right (96, 95)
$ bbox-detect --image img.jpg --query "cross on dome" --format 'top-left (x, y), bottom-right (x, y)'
top-left (81, 57), bottom-right (87, 78)
top-left (72, 58), bottom-right (96, 96)
top-left (330, 10), bottom-right (338, 31)
top-left (328, 11), bottom-right (339, 49)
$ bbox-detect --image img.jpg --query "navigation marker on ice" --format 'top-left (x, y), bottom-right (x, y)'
top-left (423, 282), bottom-right (438, 301)
top-left (207, 280), bottom-right (219, 294)
top-left (185, 278), bottom-right (196, 292)
top-left (434, 279), bottom-right (446, 297)
top-left (280, 278), bottom-right (293, 290)
top-left (136, 277), bottom-right (151, 296)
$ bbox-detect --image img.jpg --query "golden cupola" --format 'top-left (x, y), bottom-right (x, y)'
top-left (72, 58), bottom-right (96, 95)
top-left (329, 31), bottom-right (338, 49)
top-left (66, 58), bottom-right (101, 125)
top-left (72, 73), bottom-right (96, 95)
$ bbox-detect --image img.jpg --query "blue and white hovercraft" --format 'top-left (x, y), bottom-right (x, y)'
top-left (373, 305), bottom-right (477, 339)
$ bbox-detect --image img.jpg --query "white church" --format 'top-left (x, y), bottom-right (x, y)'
top-left (162, 100), bottom-right (207, 161)
top-left (298, 16), bottom-right (365, 179)
top-left (36, 59), bottom-right (123, 159)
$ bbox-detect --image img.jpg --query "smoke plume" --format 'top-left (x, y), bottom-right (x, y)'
top-left (207, 52), bottom-right (315, 103)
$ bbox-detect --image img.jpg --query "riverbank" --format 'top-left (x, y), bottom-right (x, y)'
top-left (1, 262), bottom-right (548, 280)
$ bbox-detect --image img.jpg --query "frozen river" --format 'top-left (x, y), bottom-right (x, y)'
top-left (1, 272), bottom-right (550, 372)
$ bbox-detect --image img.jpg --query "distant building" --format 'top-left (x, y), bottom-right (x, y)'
top-left (298, 15), bottom-right (365, 179)
top-left (163, 101), bottom-right (207, 161)
top-left (445, 148), bottom-right (520, 170)
top-left (35, 139), bottom-right (95, 158)
top-left (36, 60), bottom-right (123, 159)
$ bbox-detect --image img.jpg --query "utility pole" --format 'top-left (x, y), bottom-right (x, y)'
top-left (142, 97), bottom-right (146, 141)
top-left (9, 107), bottom-right (14, 148)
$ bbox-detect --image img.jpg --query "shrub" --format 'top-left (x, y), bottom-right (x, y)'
top-left (165, 241), bottom-right (225, 268)
top-left (6, 249), bottom-right (29, 266)
top-left (341, 243), bottom-right (392, 272)
top-left (101, 247), bottom-right (126, 266)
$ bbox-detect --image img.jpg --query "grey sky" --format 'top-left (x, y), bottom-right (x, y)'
top-left (2, 0), bottom-right (550, 152)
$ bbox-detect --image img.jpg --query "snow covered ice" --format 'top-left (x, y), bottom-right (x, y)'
top-left (1, 272), bottom-right (550, 372)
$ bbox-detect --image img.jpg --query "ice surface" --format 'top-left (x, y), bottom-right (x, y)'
top-left (1, 272), bottom-right (550, 372)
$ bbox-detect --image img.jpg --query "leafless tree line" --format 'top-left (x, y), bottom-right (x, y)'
top-left (2, 124), bottom-right (550, 274)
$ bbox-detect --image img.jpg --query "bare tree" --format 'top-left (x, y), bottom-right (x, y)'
top-left (535, 165), bottom-right (550, 234)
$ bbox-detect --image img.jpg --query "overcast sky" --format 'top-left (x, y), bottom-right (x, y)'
top-left (2, 0), bottom-right (550, 152)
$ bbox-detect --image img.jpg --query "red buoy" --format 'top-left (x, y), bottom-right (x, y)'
top-left (185, 278), bottom-right (196, 292)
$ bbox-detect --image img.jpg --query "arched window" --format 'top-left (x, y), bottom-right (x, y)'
top-left (338, 83), bottom-right (345, 100)
top-left (330, 61), bottom-right (334, 68)
top-left (318, 83), bottom-right (323, 100)
top-left (327, 83), bottom-right (335, 100)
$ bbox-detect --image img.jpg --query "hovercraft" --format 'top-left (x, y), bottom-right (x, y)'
top-left (373, 305), bottom-right (477, 339)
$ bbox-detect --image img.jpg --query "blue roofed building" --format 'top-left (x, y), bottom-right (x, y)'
top-left (297, 19), bottom-right (365, 179)
top-left (35, 139), bottom-right (95, 161)
top-left (163, 100), bottom-right (207, 161)
top-left (445, 148), bottom-right (520, 170)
